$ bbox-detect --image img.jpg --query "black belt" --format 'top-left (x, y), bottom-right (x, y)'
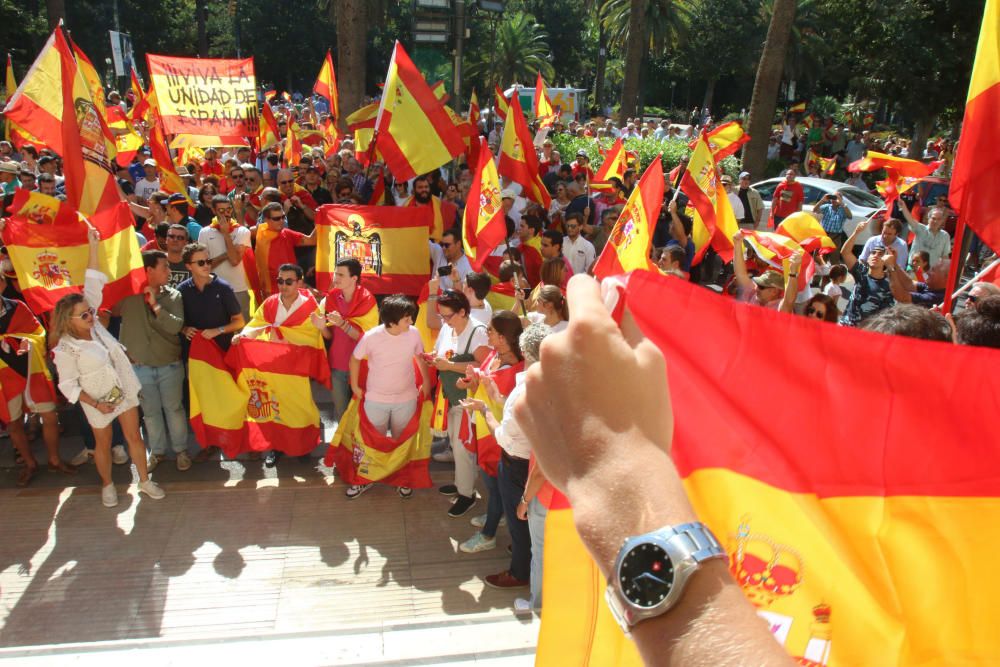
top-left (502, 449), bottom-right (529, 464)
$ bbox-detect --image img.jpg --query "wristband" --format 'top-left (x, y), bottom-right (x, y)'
top-left (217, 327), bottom-right (225, 335)
top-left (520, 495), bottom-right (528, 505)
top-left (789, 273), bottom-right (798, 278)
top-left (427, 295), bottom-right (438, 300)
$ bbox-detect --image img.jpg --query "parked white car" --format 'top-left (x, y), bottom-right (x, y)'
top-left (751, 176), bottom-right (886, 245)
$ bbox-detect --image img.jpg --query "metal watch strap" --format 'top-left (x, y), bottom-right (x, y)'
top-left (666, 521), bottom-right (726, 564)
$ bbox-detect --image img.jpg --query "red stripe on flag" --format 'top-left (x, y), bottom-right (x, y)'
top-left (950, 82), bottom-right (1000, 256)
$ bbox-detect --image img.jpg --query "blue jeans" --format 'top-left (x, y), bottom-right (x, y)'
top-left (481, 470), bottom-right (503, 538)
top-left (498, 455), bottom-right (531, 581)
top-left (528, 497), bottom-right (548, 608)
top-left (331, 369), bottom-right (351, 424)
top-left (134, 362), bottom-right (188, 455)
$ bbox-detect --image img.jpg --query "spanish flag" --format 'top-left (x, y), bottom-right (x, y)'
top-left (403, 194), bottom-right (457, 241)
top-left (590, 137), bottom-right (627, 193)
top-left (321, 116), bottom-right (342, 159)
top-left (538, 270), bottom-right (1000, 666)
top-left (485, 281), bottom-right (519, 312)
top-left (188, 337), bottom-right (249, 458)
top-left (374, 41), bottom-right (465, 182)
top-left (592, 158), bottom-right (664, 280)
top-left (346, 101), bottom-right (379, 164)
top-left (465, 89), bottom-right (482, 167)
top-left (493, 84), bottom-right (509, 122)
top-left (258, 100), bottom-right (281, 151)
top-left (149, 113), bottom-right (194, 205)
top-left (849, 151), bottom-right (940, 220)
top-left (283, 119), bottom-right (302, 167)
top-left (315, 204), bottom-right (432, 296)
top-left (740, 229), bottom-right (810, 292)
top-left (0, 190), bottom-right (144, 313)
top-left (533, 72), bottom-right (556, 128)
top-left (242, 289), bottom-right (329, 384)
top-left (467, 360), bottom-right (522, 477)
top-left (695, 120), bottom-right (751, 161)
top-left (949, 0), bottom-right (1000, 256)
top-left (463, 138), bottom-right (507, 271)
top-left (776, 211), bottom-right (836, 254)
top-left (226, 338), bottom-right (325, 456)
top-left (129, 67), bottom-right (149, 123)
top-left (3, 54), bottom-right (14, 142)
top-left (498, 93), bottom-right (551, 209)
top-left (263, 89), bottom-right (276, 103)
top-left (0, 299), bottom-right (58, 423)
top-left (789, 100), bottom-right (807, 113)
top-left (2, 57), bottom-right (45, 152)
top-left (681, 133), bottom-right (739, 263)
top-left (106, 105), bottom-right (143, 168)
top-left (313, 49), bottom-right (339, 123)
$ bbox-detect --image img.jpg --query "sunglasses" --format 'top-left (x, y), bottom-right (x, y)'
top-left (439, 311), bottom-right (456, 321)
top-left (968, 294), bottom-right (979, 304)
top-left (268, 215), bottom-right (285, 222)
top-left (275, 278), bottom-right (297, 286)
top-left (231, 174), bottom-right (245, 179)
top-left (215, 210), bottom-right (233, 216)
top-left (439, 242), bottom-right (453, 248)
top-left (189, 259), bottom-right (211, 267)
top-left (805, 307), bottom-right (826, 319)
top-left (166, 234), bottom-right (187, 240)
top-left (72, 308), bottom-right (95, 321)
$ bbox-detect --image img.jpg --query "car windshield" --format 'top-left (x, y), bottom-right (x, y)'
top-left (838, 187), bottom-right (884, 208)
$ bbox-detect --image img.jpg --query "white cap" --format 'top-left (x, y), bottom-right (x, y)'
top-left (143, 158), bottom-right (157, 167)
top-left (501, 188), bottom-right (516, 199)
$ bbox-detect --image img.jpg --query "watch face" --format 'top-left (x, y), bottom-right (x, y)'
top-left (620, 543), bottom-right (674, 608)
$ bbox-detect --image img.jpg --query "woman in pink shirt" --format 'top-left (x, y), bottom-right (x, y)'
top-left (347, 295), bottom-right (430, 499)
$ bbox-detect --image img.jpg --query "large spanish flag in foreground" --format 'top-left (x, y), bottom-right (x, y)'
top-left (537, 270), bottom-right (1000, 666)
top-left (0, 190), bottom-right (144, 312)
top-left (227, 339), bottom-right (325, 456)
top-left (315, 204), bottom-right (431, 296)
top-left (374, 41), bottom-right (465, 182)
top-left (188, 337), bottom-right (249, 458)
top-left (950, 0), bottom-right (1000, 256)
top-left (591, 158), bottom-right (664, 279)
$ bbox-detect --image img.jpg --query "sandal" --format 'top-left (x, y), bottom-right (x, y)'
top-left (17, 465), bottom-right (37, 487)
top-left (47, 460), bottom-right (78, 475)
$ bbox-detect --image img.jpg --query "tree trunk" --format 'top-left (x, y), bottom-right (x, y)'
top-left (44, 0), bottom-right (65, 31)
top-left (702, 77), bottom-right (717, 116)
top-left (196, 0), bottom-right (208, 57)
top-left (337, 0), bottom-right (367, 131)
top-left (618, 0), bottom-right (646, 122)
top-left (741, 0), bottom-right (797, 179)
top-left (595, 22), bottom-right (607, 116)
top-left (910, 114), bottom-right (934, 161)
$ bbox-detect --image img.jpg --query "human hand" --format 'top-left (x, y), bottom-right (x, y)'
top-left (230, 333), bottom-right (242, 345)
top-left (790, 250), bottom-right (804, 271)
top-left (351, 384), bottom-right (363, 400)
top-left (432, 356), bottom-right (452, 372)
top-left (668, 199), bottom-right (677, 215)
top-left (95, 401), bottom-right (115, 415)
top-left (182, 326), bottom-right (200, 340)
top-left (143, 285), bottom-right (158, 308)
top-left (290, 196), bottom-right (302, 208)
top-left (218, 216), bottom-right (231, 234)
top-left (310, 312), bottom-right (326, 330)
top-left (516, 499), bottom-right (529, 521)
top-left (17, 338), bottom-right (30, 355)
top-left (428, 276), bottom-right (440, 294)
top-left (201, 327), bottom-right (222, 340)
top-left (326, 311), bottom-right (345, 328)
top-left (854, 219), bottom-right (868, 235)
top-left (87, 226), bottom-right (101, 247)
top-left (458, 398), bottom-right (486, 414)
top-left (883, 249), bottom-right (897, 268)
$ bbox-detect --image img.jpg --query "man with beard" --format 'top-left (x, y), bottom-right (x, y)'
top-left (404, 174), bottom-right (458, 241)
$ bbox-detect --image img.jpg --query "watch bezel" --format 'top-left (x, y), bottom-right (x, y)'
top-left (608, 531), bottom-right (704, 628)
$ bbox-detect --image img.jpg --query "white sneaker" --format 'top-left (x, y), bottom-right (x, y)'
top-left (138, 480), bottom-right (166, 500)
top-left (176, 451), bottom-right (192, 472)
top-left (70, 448), bottom-right (93, 466)
top-left (111, 445), bottom-right (128, 465)
top-left (146, 454), bottom-right (165, 473)
top-left (470, 513), bottom-right (507, 529)
top-left (101, 484), bottom-right (118, 508)
top-left (514, 598), bottom-right (534, 613)
top-left (432, 449), bottom-right (455, 463)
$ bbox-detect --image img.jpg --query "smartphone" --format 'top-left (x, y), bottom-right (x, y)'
top-left (437, 265), bottom-right (452, 277)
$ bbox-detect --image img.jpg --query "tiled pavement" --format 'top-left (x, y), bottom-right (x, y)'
top-left (0, 392), bottom-right (538, 665)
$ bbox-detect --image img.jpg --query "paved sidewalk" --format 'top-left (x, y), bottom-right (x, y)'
top-left (0, 389), bottom-right (538, 664)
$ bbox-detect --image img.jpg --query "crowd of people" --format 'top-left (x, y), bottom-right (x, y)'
top-left (1, 89), bottom-right (999, 619)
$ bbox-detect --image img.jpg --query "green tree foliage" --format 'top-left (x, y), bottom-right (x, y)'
top-left (465, 11), bottom-right (554, 89)
top-left (681, 0), bottom-right (758, 109)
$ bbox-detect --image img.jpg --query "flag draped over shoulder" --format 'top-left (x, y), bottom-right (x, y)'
top-left (681, 133), bottom-right (739, 264)
top-left (949, 0), bottom-right (1000, 256)
top-left (313, 49), bottom-right (339, 123)
top-left (242, 290), bottom-right (329, 385)
top-left (188, 337), bottom-right (249, 458)
top-left (0, 190), bottom-right (144, 312)
top-left (539, 271), bottom-right (1000, 666)
top-left (315, 204), bottom-right (431, 296)
top-left (498, 93), bottom-right (551, 208)
top-left (463, 138), bottom-right (507, 271)
top-left (592, 158), bottom-right (664, 279)
top-left (0, 299), bottom-right (58, 423)
top-left (374, 41), bottom-right (465, 182)
top-left (227, 339), bottom-right (325, 456)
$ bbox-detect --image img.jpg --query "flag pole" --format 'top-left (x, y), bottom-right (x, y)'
top-left (942, 218), bottom-right (970, 313)
top-left (948, 248), bottom-right (997, 302)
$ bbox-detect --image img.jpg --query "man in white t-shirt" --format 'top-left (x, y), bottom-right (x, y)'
top-left (720, 175), bottom-right (745, 221)
top-left (346, 295), bottom-right (430, 500)
top-left (432, 228), bottom-right (473, 291)
top-left (134, 159), bottom-right (161, 204)
top-left (198, 195), bottom-right (253, 321)
top-left (562, 212), bottom-right (596, 275)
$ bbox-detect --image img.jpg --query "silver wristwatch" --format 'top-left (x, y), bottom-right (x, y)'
top-left (605, 521), bottom-right (725, 633)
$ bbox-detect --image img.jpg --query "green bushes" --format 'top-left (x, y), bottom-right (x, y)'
top-left (550, 133), bottom-right (741, 178)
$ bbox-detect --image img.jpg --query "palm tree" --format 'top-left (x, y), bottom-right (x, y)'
top-left (465, 12), bottom-right (554, 89)
top-left (600, 0), bottom-right (689, 119)
top-left (741, 0), bottom-right (796, 179)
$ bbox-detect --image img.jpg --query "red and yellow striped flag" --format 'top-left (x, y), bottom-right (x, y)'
top-left (258, 100), bottom-right (281, 151)
top-left (227, 338), bottom-right (326, 456)
top-left (283, 119), bottom-right (302, 166)
top-left (4, 54), bottom-right (15, 142)
top-left (949, 0), bottom-right (1000, 256)
top-left (106, 105), bottom-right (143, 167)
top-left (493, 84), bottom-right (508, 122)
top-left (485, 282), bottom-right (519, 312)
top-left (315, 204), bottom-right (431, 296)
top-left (592, 158), bottom-right (664, 279)
top-left (374, 41), bottom-right (465, 181)
top-left (591, 137), bottom-right (627, 193)
top-left (148, 112), bottom-right (194, 205)
top-left (346, 101), bottom-right (379, 164)
top-left (533, 72), bottom-right (555, 128)
top-left (0, 190), bottom-right (144, 312)
top-left (128, 67), bottom-right (149, 123)
top-left (313, 49), bottom-right (339, 122)
top-left (189, 337), bottom-right (249, 458)
top-left (463, 138), bottom-right (507, 271)
top-left (776, 211), bottom-right (836, 253)
top-left (497, 93), bottom-right (551, 209)
top-left (538, 270), bottom-right (1000, 666)
top-left (694, 120), bottom-right (750, 161)
top-left (0, 299), bottom-right (58, 423)
top-left (681, 133), bottom-right (739, 264)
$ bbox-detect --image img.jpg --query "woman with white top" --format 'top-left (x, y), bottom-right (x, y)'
top-left (428, 290), bottom-right (490, 517)
top-left (51, 227), bottom-right (165, 508)
top-left (522, 285), bottom-right (569, 333)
